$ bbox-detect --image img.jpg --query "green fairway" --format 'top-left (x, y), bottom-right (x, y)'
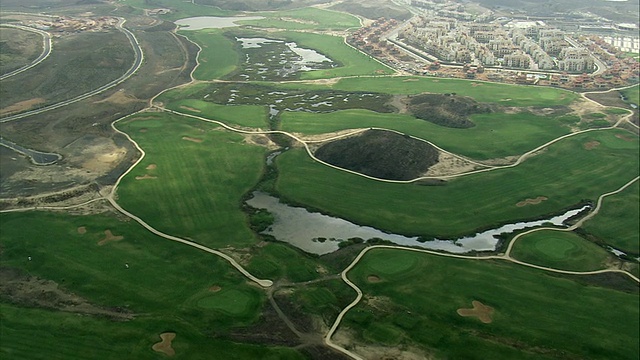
top-left (275, 31), bottom-right (393, 79)
top-left (582, 181), bottom-right (640, 255)
top-left (115, 112), bottom-right (266, 249)
top-left (246, 243), bottom-right (321, 283)
top-left (280, 109), bottom-right (571, 160)
top-left (620, 84), bottom-right (639, 105)
top-left (166, 99), bottom-right (269, 128)
top-left (331, 76), bottom-right (578, 106)
top-left (240, 8), bottom-right (360, 31)
top-left (0, 211), bottom-right (304, 359)
top-left (120, 0), bottom-right (234, 20)
top-left (274, 129), bottom-right (639, 238)
top-left (183, 29), bottom-right (239, 80)
top-left (343, 248), bottom-right (639, 360)
top-left (510, 230), bottom-right (613, 271)
top-left (196, 289), bottom-right (259, 315)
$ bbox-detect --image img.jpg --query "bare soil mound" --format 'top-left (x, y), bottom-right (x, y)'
top-left (77, 226), bottom-right (87, 234)
top-left (97, 230), bottom-right (124, 246)
top-left (408, 93), bottom-right (491, 128)
top-left (516, 196), bottom-right (548, 207)
top-left (182, 136), bottom-right (203, 143)
top-left (583, 141), bottom-right (600, 150)
top-left (457, 300), bottom-right (494, 323)
top-left (367, 275), bottom-right (381, 283)
top-left (314, 129), bottom-right (439, 181)
top-left (152, 332), bottom-right (176, 356)
top-left (209, 285), bottom-right (222, 292)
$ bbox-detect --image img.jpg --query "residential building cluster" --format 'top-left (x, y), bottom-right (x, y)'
top-left (398, 16), bottom-right (596, 73)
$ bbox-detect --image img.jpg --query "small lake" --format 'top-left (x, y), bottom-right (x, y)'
top-left (246, 192), bottom-right (590, 255)
top-left (175, 16), bottom-right (264, 30)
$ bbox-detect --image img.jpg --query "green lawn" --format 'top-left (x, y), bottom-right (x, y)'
top-left (0, 211), bottom-right (302, 359)
top-left (582, 181), bottom-right (640, 255)
top-left (330, 77), bottom-right (579, 106)
top-left (510, 230), bottom-right (614, 271)
top-left (343, 248), bottom-right (639, 360)
top-left (182, 29), bottom-right (239, 80)
top-left (246, 243), bottom-right (321, 283)
top-left (240, 7), bottom-right (360, 31)
top-left (274, 129), bottom-right (639, 238)
top-left (280, 109), bottom-right (571, 160)
top-left (620, 84), bottom-right (639, 105)
top-left (166, 99), bottom-right (269, 128)
top-left (115, 112), bottom-right (266, 249)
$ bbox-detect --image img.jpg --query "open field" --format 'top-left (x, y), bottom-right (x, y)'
top-left (166, 99), bottom-right (269, 128)
top-left (582, 181), bottom-right (640, 256)
top-left (510, 230), bottom-right (614, 271)
top-left (329, 76), bottom-right (579, 107)
top-left (280, 109), bottom-right (572, 160)
top-left (342, 248), bottom-right (639, 359)
top-left (120, 0), bottom-right (234, 20)
top-left (0, 211), bottom-right (304, 359)
top-left (246, 242), bottom-right (322, 283)
top-left (239, 7), bottom-right (361, 31)
top-left (274, 129), bottom-right (639, 238)
top-left (115, 112), bottom-right (267, 249)
top-left (184, 29), bottom-right (239, 81)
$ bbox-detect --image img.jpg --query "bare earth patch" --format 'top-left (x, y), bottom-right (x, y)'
top-left (457, 300), bottom-right (494, 323)
top-left (516, 196), bottom-right (548, 207)
top-left (0, 98), bottom-right (46, 116)
top-left (425, 152), bottom-right (483, 177)
top-left (209, 285), bottom-right (222, 292)
top-left (179, 105), bottom-right (201, 113)
top-left (403, 78), bottom-right (419, 82)
top-left (98, 230), bottom-right (124, 246)
top-left (584, 141), bottom-right (600, 150)
top-left (182, 136), bottom-right (203, 143)
top-left (146, 164), bottom-right (157, 170)
top-left (615, 134), bottom-right (635, 141)
top-left (367, 275), bottom-right (381, 283)
top-left (94, 90), bottom-right (138, 105)
top-left (135, 174), bottom-right (157, 180)
top-left (152, 332), bottom-right (176, 357)
top-left (471, 83), bottom-right (483, 87)
top-left (77, 226), bottom-right (87, 234)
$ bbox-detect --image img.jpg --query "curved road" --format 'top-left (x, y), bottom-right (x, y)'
top-left (0, 17), bottom-right (143, 123)
top-left (0, 24), bottom-right (52, 81)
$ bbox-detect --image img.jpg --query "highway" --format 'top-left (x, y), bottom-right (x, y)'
top-left (0, 24), bottom-right (52, 81)
top-left (0, 18), bottom-right (144, 123)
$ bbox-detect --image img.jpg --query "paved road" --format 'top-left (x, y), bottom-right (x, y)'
top-left (0, 24), bottom-right (52, 81)
top-left (0, 18), bottom-right (144, 123)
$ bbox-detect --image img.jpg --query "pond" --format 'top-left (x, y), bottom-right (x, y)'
top-left (246, 191), bottom-right (591, 255)
top-left (174, 16), bottom-right (264, 30)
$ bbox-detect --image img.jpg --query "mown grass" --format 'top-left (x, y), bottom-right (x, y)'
top-left (120, 0), bottom-right (234, 21)
top-left (582, 181), bottom-right (639, 255)
top-left (274, 129), bottom-right (639, 238)
top-left (510, 230), bottom-right (614, 271)
top-left (275, 31), bottom-right (392, 79)
top-left (246, 243), bottom-right (321, 283)
top-left (328, 77), bottom-right (579, 106)
top-left (115, 112), bottom-right (266, 249)
top-left (182, 29), bottom-right (239, 80)
top-left (280, 109), bottom-right (571, 160)
top-left (620, 84), bottom-right (639, 105)
top-left (343, 248), bottom-right (639, 360)
top-left (166, 99), bottom-right (269, 128)
top-left (239, 7), bottom-right (360, 31)
top-left (0, 211), bottom-right (303, 359)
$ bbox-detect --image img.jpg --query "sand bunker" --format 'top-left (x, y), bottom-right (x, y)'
top-left (403, 78), bottom-right (419, 82)
top-left (516, 196), bottom-right (548, 207)
top-left (152, 332), bottom-right (176, 357)
top-left (583, 141), bottom-right (600, 150)
top-left (135, 174), bottom-right (157, 180)
top-left (182, 136), bottom-right (203, 143)
top-left (146, 164), bottom-right (157, 170)
top-left (77, 227), bottom-right (87, 234)
top-left (209, 285), bottom-right (222, 292)
top-left (457, 300), bottom-right (494, 323)
top-left (471, 83), bottom-right (483, 86)
top-left (97, 230), bottom-right (124, 246)
top-left (180, 105), bottom-right (201, 113)
top-left (367, 275), bottom-right (381, 283)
